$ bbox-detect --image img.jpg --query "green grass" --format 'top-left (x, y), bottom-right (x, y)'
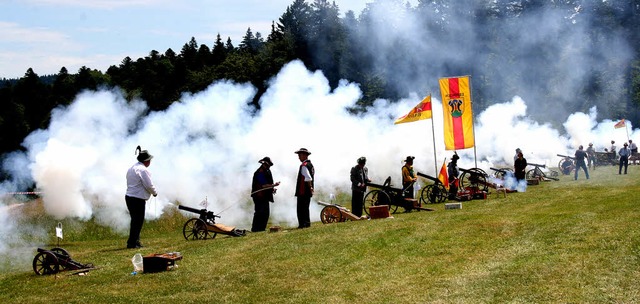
top-left (1, 166), bottom-right (640, 303)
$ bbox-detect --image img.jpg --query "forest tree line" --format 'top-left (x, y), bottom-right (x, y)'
top-left (1, 0), bottom-right (640, 160)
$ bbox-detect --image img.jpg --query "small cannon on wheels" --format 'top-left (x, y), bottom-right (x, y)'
top-left (317, 201), bottom-right (367, 224)
top-left (32, 247), bottom-right (95, 275)
top-left (363, 177), bottom-right (434, 215)
top-left (489, 167), bottom-right (513, 180)
top-left (458, 167), bottom-right (489, 192)
top-left (556, 154), bottom-right (576, 175)
top-left (526, 163), bottom-right (559, 181)
top-left (416, 172), bottom-right (448, 205)
top-left (178, 205), bottom-right (247, 240)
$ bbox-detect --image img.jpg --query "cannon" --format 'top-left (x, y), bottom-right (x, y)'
top-left (458, 167), bottom-right (489, 192)
top-left (363, 177), bottom-right (435, 215)
top-left (178, 205), bottom-right (246, 240)
top-left (32, 247), bottom-right (95, 275)
top-left (556, 154), bottom-right (576, 175)
top-left (489, 167), bottom-right (513, 179)
top-left (416, 172), bottom-right (448, 205)
top-left (526, 163), bottom-right (559, 181)
top-left (317, 201), bottom-right (367, 224)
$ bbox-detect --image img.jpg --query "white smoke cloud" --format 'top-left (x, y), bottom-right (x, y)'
top-left (1, 60), bottom-right (639, 267)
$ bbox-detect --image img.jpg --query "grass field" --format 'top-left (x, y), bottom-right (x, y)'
top-left (1, 165), bottom-right (639, 303)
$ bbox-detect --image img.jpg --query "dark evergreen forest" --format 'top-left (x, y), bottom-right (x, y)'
top-left (1, 0), bottom-right (640, 161)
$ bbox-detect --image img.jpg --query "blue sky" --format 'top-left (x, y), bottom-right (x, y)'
top-left (0, 0), bottom-right (378, 79)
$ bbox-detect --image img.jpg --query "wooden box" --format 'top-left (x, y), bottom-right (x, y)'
top-left (143, 253), bottom-right (182, 273)
top-left (369, 205), bottom-right (390, 219)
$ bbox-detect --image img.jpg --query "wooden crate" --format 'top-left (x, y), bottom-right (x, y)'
top-left (369, 205), bottom-right (390, 219)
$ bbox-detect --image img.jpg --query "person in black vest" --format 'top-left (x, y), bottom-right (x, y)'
top-left (251, 157), bottom-right (280, 232)
top-left (294, 148), bottom-right (314, 229)
top-left (125, 146), bottom-right (158, 249)
top-left (350, 157), bottom-right (370, 217)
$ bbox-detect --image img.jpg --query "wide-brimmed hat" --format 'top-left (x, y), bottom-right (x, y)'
top-left (259, 156), bottom-right (274, 166)
top-left (404, 156), bottom-right (415, 162)
top-left (135, 145), bottom-right (153, 162)
top-left (294, 148), bottom-right (311, 155)
top-left (624, 142), bottom-right (628, 146)
top-left (357, 156), bottom-right (366, 164)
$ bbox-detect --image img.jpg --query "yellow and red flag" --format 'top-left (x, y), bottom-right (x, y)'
top-left (437, 160), bottom-right (449, 190)
top-left (614, 119), bottom-right (626, 129)
top-left (394, 95), bottom-right (433, 124)
top-left (439, 76), bottom-right (475, 150)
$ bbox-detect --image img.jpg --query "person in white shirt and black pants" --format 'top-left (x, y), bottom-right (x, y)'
top-left (125, 146), bottom-right (158, 249)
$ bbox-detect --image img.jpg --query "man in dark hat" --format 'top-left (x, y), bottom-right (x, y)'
top-left (401, 156), bottom-right (418, 212)
top-left (125, 146), bottom-right (158, 249)
top-left (574, 145), bottom-right (590, 180)
top-left (447, 153), bottom-right (460, 199)
top-left (251, 157), bottom-right (280, 232)
top-left (350, 157), bottom-right (370, 217)
top-left (294, 148), bottom-right (314, 228)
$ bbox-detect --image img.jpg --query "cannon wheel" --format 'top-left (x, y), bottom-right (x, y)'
top-left (420, 183), bottom-right (448, 204)
top-left (50, 247), bottom-right (70, 271)
top-left (363, 190), bottom-right (396, 215)
top-left (460, 168), bottom-right (488, 192)
top-left (558, 159), bottom-right (575, 175)
top-left (183, 218), bottom-right (210, 240)
top-left (320, 205), bottom-right (342, 224)
top-left (493, 168), bottom-right (513, 179)
top-left (526, 167), bottom-right (545, 180)
top-left (33, 250), bottom-right (60, 275)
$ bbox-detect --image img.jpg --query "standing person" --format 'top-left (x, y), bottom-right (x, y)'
top-left (629, 140), bottom-right (637, 156)
top-left (350, 157), bottom-right (370, 217)
top-left (125, 146), bottom-right (158, 249)
top-left (514, 152), bottom-right (527, 181)
top-left (402, 156), bottom-right (418, 199)
top-left (609, 140), bottom-right (617, 159)
top-left (618, 143), bottom-right (630, 174)
top-left (251, 157), bottom-right (280, 232)
top-left (574, 145), bottom-right (590, 180)
top-left (585, 143), bottom-right (596, 170)
top-left (447, 153), bottom-right (460, 199)
top-left (513, 148), bottom-right (522, 163)
top-left (294, 148), bottom-right (314, 229)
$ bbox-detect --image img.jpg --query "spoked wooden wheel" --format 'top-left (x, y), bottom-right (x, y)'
top-left (460, 168), bottom-right (488, 192)
top-left (320, 205), bottom-right (342, 224)
top-left (493, 168), bottom-right (513, 179)
top-left (33, 251), bottom-right (60, 275)
top-left (420, 183), bottom-right (448, 204)
top-left (50, 247), bottom-right (70, 271)
top-left (526, 168), bottom-right (545, 180)
top-left (363, 190), bottom-right (395, 215)
top-left (182, 218), bottom-right (209, 240)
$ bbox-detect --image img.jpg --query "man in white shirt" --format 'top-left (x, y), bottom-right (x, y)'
top-left (125, 146), bottom-right (158, 249)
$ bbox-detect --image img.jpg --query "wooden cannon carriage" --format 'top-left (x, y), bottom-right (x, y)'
top-left (178, 205), bottom-right (247, 240)
top-left (363, 177), bottom-right (435, 215)
top-left (416, 172), bottom-right (448, 205)
top-left (32, 247), bottom-right (95, 275)
top-left (317, 201), bottom-right (368, 224)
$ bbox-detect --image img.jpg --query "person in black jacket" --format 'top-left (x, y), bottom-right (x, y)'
top-left (514, 152), bottom-right (527, 181)
top-left (250, 157), bottom-right (280, 232)
top-left (574, 145), bottom-right (590, 180)
top-left (350, 157), bottom-right (370, 217)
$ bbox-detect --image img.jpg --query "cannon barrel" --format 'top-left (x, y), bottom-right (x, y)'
top-left (417, 172), bottom-right (440, 183)
top-left (178, 205), bottom-right (220, 219)
top-left (556, 154), bottom-right (575, 160)
top-left (489, 167), bottom-right (508, 173)
top-left (527, 163), bottom-right (546, 168)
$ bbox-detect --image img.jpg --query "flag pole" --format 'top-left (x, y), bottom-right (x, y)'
top-left (468, 75), bottom-right (478, 168)
top-left (625, 119), bottom-right (630, 142)
top-left (430, 94), bottom-right (438, 175)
